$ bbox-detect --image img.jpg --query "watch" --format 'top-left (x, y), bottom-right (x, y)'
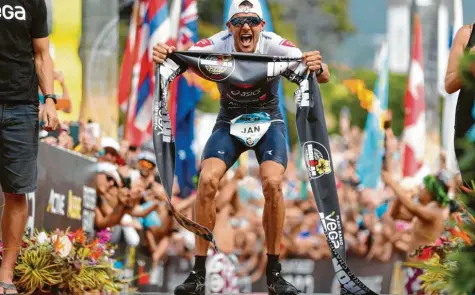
top-left (44, 94), bottom-right (57, 104)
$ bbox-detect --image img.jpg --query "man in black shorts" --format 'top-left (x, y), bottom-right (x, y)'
top-left (0, 0), bottom-right (58, 293)
top-left (154, 0), bottom-right (330, 294)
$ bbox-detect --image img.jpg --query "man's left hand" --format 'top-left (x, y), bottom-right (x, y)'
top-left (42, 100), bottom-right (59, 131)
top-left (303, 51), bottom-right (322, 72)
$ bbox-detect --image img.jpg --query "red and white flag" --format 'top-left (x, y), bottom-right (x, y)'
top-left (118, 0), bottom-right (142, 113)
top-left (402, 13), bottom-right (426, 177)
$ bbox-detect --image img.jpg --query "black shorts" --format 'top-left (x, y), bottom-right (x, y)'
top-left (0, 103), bottom-right (39, 194)
top-left (202, 121), bottom-right (288, 169)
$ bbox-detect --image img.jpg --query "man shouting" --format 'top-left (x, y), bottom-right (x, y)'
top-left (154, 0), bottom-right (330, 294)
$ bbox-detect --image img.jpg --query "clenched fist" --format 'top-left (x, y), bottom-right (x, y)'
top-left (153, 43), bottom-right (176, 64)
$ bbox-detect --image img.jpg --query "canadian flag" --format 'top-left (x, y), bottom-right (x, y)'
top-left (402, 14), bottom-right (426, 177)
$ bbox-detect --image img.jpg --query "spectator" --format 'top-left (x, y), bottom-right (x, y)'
top-left (99, 137), bottom-right (121, 165)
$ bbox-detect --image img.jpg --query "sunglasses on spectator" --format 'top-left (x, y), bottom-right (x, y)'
top-left (229, 16), bottom-right (262, 27)
top-left (106, 175), bottom-right (118, 187)
top-left (138, 160), bottom-right (155, 170)
top-left (104, 147), bottom-right (118, 156)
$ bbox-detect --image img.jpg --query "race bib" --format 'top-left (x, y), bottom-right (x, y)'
top-left (230, 112), bottom-right (271, 147)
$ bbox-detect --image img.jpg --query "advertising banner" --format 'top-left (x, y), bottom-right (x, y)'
top-left (0, 143), bottom-right (97, 236)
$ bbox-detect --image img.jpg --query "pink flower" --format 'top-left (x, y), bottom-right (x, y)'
top-left (97, 229), bottom-right (112, 244)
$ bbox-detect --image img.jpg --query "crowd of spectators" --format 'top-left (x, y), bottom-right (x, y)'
top-left (38, 106), bottom-right (462, 284)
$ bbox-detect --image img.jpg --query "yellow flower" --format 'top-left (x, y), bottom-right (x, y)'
top-left (317, 159), bottom-right (331, 175)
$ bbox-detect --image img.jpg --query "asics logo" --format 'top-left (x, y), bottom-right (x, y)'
top-left (0, 5), bottom-right (26, 20)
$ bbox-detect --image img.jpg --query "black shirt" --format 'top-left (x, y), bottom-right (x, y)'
top-left (0, 0), bottom-right (49, 104)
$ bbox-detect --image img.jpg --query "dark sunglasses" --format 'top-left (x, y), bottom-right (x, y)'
top-left (106, 175), bottom-right (118, 187)
top-left (229, 16), bottom-right (262, 27)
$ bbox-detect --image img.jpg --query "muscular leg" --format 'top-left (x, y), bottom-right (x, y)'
top-left (194, 158), bottom-right (228, 256)
top-left (0, 193), bottom-right (28, 284)
top-left (260, 161), bottom-right (286, 255)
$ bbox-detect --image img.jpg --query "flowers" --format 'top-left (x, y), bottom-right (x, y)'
top-left (1, 228), bottom-right (122, 295)
top-left (316, 158), bottom-right (331, 175)
top-left (96, 228), bottom-right (112, 244)
top-left (406, 196), bottom-right (475, 295)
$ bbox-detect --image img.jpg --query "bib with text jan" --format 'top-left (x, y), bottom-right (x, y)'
top-left (230, 112), bottom-right (271, 147)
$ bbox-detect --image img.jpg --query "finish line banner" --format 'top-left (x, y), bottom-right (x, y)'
top-left (154, 51), bottom-right (378, 295)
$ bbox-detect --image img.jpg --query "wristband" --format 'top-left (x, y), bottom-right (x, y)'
top-left (44, 94), bottom-right (57, 104)
top-left (316, 67), bottom-right (324, 77)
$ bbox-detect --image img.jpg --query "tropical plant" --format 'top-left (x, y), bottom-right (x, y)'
top-left (0, 228), bottom-right (122, 295)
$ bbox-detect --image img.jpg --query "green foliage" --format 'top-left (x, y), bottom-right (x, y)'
top-left (320, 0), bottom-right (356, 35)
top-left (196, 92), bottom-right (221, 113)
top-left (325, 68), bottom-right (407, 136)
top-left (197, 0), bottom-right (225, 26)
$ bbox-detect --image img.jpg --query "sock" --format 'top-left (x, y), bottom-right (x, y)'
top-left (193, 255), bottom-right (207, 272)
top-left (266, 254), bottom-right (280, 273)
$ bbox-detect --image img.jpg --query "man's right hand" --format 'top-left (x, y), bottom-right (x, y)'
top-left (153, 43), bottom-right (176, 64)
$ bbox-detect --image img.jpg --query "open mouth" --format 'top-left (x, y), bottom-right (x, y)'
top-left (240, 33), bottom-right (253, 48)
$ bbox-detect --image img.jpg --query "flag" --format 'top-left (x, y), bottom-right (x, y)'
top-left (441, 0), bottom-right (463, 173)
top-left (175, 0), bottom-right (201, 197)
top-left (167, 0), bottom-right (182, 133)
top-left (223, 0), bottom-right (290, 148)
top-left (356, 41), bottom-right (389, 188)
top-left (118, 0), bottom-right (141, 113)
top-left (402, 12), bottom-right (425, 177)
top-left (126, 0), bottom-right (171, 146)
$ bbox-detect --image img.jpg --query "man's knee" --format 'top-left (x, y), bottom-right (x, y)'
top-left (262, 175), bottom-right (283, 200)
top-left (198, 170), bottom-right (221, 201)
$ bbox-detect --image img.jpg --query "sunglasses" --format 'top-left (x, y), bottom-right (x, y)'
top-left (106, 175), bottom-right (118, 187)
top-left (138, 160), bottom-right (155, 170)
top-left (229, 16), bottom-right (262, 27)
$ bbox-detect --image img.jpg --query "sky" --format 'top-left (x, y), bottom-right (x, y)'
top-left (351, 0), bottom-right (475, 35)
top-left (336, 0), bottom-right (475, 69)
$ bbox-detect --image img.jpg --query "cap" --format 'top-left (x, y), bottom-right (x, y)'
top-left (101, 137), bottom-right (120, 153)
top-left (227, 0), bottom-right (263, 22)
top-left (96, 162), bottom-right (121, 185)
top-left (137, 151), bottom-right (157, 166)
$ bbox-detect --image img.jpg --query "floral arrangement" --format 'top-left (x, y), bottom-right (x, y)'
top-left (406, 190), bottom-right (475, 295)
top-left (0, 228), bottom-right (123, 295)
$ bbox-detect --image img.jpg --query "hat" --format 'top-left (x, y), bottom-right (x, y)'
top-left (96, 162), bottom-right (121, 185)
top-left (137, 151), bottom-right (157, 166)
top-left (227, 0), bottom-right (263, 22)
top-left (101, 137), bottom-right (120, 153)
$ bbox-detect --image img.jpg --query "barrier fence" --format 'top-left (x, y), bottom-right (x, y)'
top-left (0, 144), bottom-right (405, 294)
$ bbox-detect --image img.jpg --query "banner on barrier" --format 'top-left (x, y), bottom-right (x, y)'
top-left (0, 143), bottom-right (97, 235)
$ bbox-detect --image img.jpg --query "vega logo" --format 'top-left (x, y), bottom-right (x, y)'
top-left (332, 258), bottom-right (369, 295)
top-left (319, 211), bottom-right (343, 249)
top-left (0, 5), bottom-right (26, 20)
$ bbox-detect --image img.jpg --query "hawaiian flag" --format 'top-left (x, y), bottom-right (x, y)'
top-left (126, 0), bottom-right (171, 146)
top-left (118, 0), bottom-right (141, 113)
top-left (172, 0), bottom-right (201, 197)
top-left (402, 12), bottom-right (426, 177)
